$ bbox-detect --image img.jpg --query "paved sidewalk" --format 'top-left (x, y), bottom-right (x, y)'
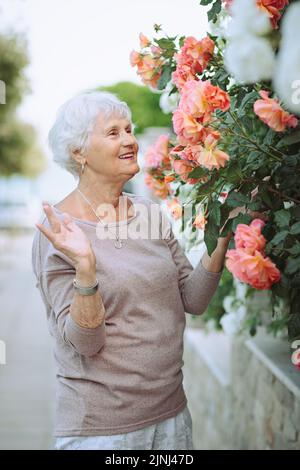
top-left (0, 230), bottom-right (55, 450)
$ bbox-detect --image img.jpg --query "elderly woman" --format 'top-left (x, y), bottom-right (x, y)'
top-left (31, 90), bottom-right (233, 451)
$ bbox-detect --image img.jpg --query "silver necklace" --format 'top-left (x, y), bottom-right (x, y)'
top-left (76, 188), bottom-right (123, 249)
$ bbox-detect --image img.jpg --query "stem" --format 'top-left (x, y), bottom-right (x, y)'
top-left (228, 110), bottom-right (282, 163)
top-left (267, 187), bottom-right (300, 205)
top-left (242, 177), bottom-right (300, 205)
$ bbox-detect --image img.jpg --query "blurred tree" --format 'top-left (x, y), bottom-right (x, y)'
top-left (0, 32), bottom-right (46, 177)
top-left (99, 81), bottom-right (171, 134)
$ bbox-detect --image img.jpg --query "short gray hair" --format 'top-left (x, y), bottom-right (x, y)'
top-left (48, 90), bottom-right (133, 179)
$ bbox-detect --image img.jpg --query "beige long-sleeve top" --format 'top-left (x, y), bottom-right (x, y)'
top-left (31, 192), bottom-right (224, 437)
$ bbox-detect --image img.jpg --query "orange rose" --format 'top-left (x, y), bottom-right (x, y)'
top-left (254, 90), bottom-right (298, 132)
top-left (167, 198), bottom-right (183, 219)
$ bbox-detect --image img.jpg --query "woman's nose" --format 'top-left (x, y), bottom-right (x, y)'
top-left (122, 131), bottom-right (136, 146)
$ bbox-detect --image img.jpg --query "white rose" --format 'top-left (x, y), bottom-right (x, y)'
top-left (220, 313), bottom-right (241, 335)
top-left (227, 0), bottom-right (271, 38)
top-left (223, 295), bottom-right (236, 313)
top-left (224, 35), bottom-right (275, 84)
top-left (208, 7), bottom-right (231, 39)
top-left (220, 306), bottom-right (246, 336)
top-left (235, 280), bottom-right (248, 297)
top-left (273, 3), bottom-right (300, 115)
top-left (159, 81), bottom-right (180, 114)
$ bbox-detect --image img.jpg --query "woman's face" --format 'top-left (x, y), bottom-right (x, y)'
top-left (83, 112), bottom-right (140, 181)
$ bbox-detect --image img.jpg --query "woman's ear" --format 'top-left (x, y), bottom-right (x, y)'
top-left (71, 149), bottom-right (83, 165)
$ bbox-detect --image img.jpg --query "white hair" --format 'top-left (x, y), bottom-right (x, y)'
top-left (48, 90), bottom-right (133, 179)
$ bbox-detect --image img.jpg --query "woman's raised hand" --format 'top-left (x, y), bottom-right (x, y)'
top-left (35, 202), bottom-right (96, 268)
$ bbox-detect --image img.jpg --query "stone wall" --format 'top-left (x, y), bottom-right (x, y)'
top-left (183, 327), bottom-right (300, 450)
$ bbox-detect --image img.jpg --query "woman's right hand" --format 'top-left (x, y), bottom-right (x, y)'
top-left (35, 202), bottom-right (96, 269)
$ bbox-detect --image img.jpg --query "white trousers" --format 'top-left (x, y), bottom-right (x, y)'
top-left (54, 404), bottom-right (194, 450)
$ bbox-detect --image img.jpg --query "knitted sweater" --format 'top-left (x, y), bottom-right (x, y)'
top-left (31, 192), bottom-right (223, 437)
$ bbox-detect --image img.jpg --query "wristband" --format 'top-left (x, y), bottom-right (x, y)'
top-left (73, 277), bottom-right (99, 296)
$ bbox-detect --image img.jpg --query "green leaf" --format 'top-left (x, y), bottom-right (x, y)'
top-left (291, 273), bottom-right (300, 288)
top-left (219, 216), bottom-right (233, 238)
top-left (204, 208), bottom-right (221, 255)
top-left (247, 200), bottom-right (263, 211)
top-left (270, 230), bottom-right (289, 245)
top-left (204, 230), bottom-right (218, 256)
top-left (291, 221), bottom-right (300, 235)
top-left (226, 161), bottom-right (243, 183)
top-left (199, 0), bottom-right (214, 5)
top-left (155, 38), bottom-right (176, 51)
top-left (286, 257), bottom-right (300, 275)
top-left (225, 190), bottom-right (248, 208)
top-left (156, 65), bottom-right (172, 90)
top-left (263, 128), bottom-right (276, 146)
top-left (260, 186), bottom-right (275, 208)
top-left (284, 155), bottom-right (299, 167)
top-left (288, 313), bottom-right (300, 341)
top-left (274, 210), bottom-right (291, 228)
top-left (237, 91), bottom-right (258, 117)
top-left (207, 0), bottom-right (222, 23)
top-left (231, 213), bottom-right (252, 232)
top-left (290, 291), bottom-right (300, 317)
top-left (210, 200), bottom-right (221, 226)
top-left (188, 166), bottom-right (207, 178)
top-left (179, 36), bottom-right (186, 48)
top-left (280, 129), bottom-right (300, 146)
top-left (287, 243), bottom-right (300, 256)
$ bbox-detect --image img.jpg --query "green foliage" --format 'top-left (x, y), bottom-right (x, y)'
top-left (0, 33), bottom-right (30, 120)
top-left (200, 0), bottom-right (222, 23)
top-left (134, 3), bottom-right (300, 342)
top-left (0, 118), bottom-right (46, 177)
top-left (201, 266), bottom-right (234, 328)
top-left (98, 81), bottom-right (171, 134)
top-left (0, 32), bottom-right (46, 177)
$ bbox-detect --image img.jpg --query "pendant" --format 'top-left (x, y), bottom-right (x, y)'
top-left (114, 239), bottom-right (123, 249)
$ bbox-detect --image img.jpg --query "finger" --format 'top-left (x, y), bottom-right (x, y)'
top-left (61, 212), bottom-right (81, 232)
top-left (42, 203), bottom-right (61, 233)
top-left (35, 221), bottom-right (56, 243)
top-left (62, 212), bottom-right (73, 228)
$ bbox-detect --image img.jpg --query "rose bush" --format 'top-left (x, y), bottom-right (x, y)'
top-left (130, 0), bottom-right (300, 360)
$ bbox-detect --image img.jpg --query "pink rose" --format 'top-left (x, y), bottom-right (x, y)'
top-left (225, 248), bottom-right (281, 289)
top-left (172, 109), bottom-right (207, 145)
top-left (192, 134), bottom-right (230, 170)
top-left (178, 80), bottom-right (230, 124)
top-left (254, 90), bottom-right (298, 132)
top-left (144, 135), bottom-right (170, 169)
top-left (257, 0), bottom-right (289, 29)
top-left (193, 209), bottom-right (208, 230)
top-left (145, 173), bottom-right (171, 199)
top-left (175, 36), bottom-right (215, 74)
top-left (167, 198), bottom-right (183, 219)
top-left (234, 218), bottom-right (266, 254)
top-left (139, 32), bottom-right (151, 48)
top-left (171, 159), bottom-right (200, 184)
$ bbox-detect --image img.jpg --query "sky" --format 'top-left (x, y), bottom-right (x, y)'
top-left (1, 0), bottom-right (209, 201)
